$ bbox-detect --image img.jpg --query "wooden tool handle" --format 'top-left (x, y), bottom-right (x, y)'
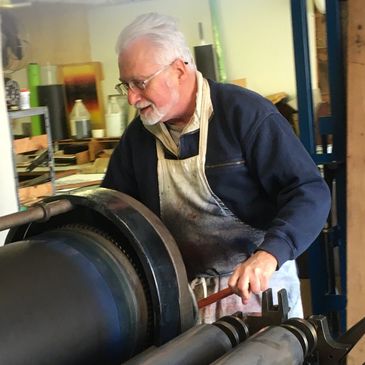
top-left (197, 287), bottom-right (234, 309)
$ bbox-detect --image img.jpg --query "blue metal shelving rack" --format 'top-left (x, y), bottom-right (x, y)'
top-left (290, 0), bottom-right (346, 337)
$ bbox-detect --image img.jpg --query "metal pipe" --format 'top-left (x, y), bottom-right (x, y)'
top-left (212, 317), bottom-right (317, 365)
top-left (124, 312), bottom-right (249, 365)
top-left (0, 199), bottom-right (73, 231)
top-left (124, 324), bottom-right (233, 365)
top-left (211, 326), bottom-right (306, 365)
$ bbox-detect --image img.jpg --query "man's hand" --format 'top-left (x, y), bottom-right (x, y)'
top-left (228, 251), bottom-right (278, 305)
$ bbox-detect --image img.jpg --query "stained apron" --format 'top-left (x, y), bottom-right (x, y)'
top-left (155, 77), bottom-right (303, 323)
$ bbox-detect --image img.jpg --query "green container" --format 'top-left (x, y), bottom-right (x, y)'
top-left (27, 63), bottom-right (42, 135)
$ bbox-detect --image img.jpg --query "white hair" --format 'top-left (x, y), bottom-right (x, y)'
top-left (115, 12), bottom-right (196, 69)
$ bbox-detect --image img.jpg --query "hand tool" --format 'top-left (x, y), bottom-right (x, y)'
top-left (198, 287), bottom-right (234, 309)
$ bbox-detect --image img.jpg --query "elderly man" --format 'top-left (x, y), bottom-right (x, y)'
top-left (102, 12), bottom-right (331, 322)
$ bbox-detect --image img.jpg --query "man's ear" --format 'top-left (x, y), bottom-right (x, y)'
top-left (174, 59), bottom-right (189, 80)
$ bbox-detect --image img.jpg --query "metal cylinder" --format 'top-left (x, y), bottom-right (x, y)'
top-left (124, 312), bottom-right (249, 365)
top-left (124, 324), bottom-right (233, 365)
top-left (0, 199), bottom-right (73, 231)
top-left (0, 189), bottom-right (195, 365)
top-left (211, 326), bottom-right (305, 365)
top-left (194, 44), bottom-right (218, 81)
top-left (0, 227), bottom-right (148, 365)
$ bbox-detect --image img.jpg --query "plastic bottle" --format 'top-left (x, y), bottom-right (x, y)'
top-left (69, 99), bottom-right (91, 139)
top-left (41, 63), bottom-right (58, 85)
top-left (19, 88), bottom-right (31, 110)
top-left (105, 96), bottom-right (123, 137)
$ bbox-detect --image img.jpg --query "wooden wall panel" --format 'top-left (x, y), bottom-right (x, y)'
top-left (347, 0), bottom-right (365, 363)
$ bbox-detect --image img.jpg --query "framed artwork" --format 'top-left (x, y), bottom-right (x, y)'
top-left (60, 62), bottom-right (105, 133)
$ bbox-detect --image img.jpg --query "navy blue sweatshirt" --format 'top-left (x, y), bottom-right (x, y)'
top-left (102, 80), bottom-right (331, 268)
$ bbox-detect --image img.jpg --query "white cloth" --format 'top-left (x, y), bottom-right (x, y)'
top-left (192, 261), bottom-right (303, 324)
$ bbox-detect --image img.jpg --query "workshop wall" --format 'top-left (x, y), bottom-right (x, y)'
top-left (8, 1), bottom-right (319, 111)
top-left (88, 0), bottom-right (308, 103)
top-left (13, 3), bottom-right (91, 65)
top-left (7, 3), bottom-right (91, 88)
top-left (88, 0), bottom-right (213, 106)
top-left (211, 0), bottom-right (297, 96)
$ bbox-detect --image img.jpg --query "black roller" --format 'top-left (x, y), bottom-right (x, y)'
top-left (194, 44), bottom-right (218, 81)
top-left (211, 326), bottom-right (306, 365)
top-left (37, 84), bottom-right (68, 140)
top-left (124, 313), bottom-right (250, 365)
top-left (125, 324), bottom-right (232, 365)
top-left (1, 188), bottom-right (195, 365)
top-left (211, 318), bottom-right (318, 365)
top-left (0, 227), bottom-right (147, 364)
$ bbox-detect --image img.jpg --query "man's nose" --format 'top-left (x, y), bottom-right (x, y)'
top-left (127, 88), bottom-right (142, 105)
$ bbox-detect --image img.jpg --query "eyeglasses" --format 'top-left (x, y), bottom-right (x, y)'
top-left (115, 62), bottom-right (173, 96)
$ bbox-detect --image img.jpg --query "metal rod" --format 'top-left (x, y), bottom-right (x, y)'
top-left (212, 326), bottom-right (305, 365)
top-left (0, 199), bottom-right (74, 231)
top-left (290, 0), bottom-right (316, 155)
top-left (209, 0), bottom-right (227, 82)
top-left (124, 324), bottom-right (233, 365)
top-left (198, 287), bottom-right (234, 309)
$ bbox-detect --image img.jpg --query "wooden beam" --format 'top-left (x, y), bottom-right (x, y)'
top-left (347, 0), bottom-right (365, 363)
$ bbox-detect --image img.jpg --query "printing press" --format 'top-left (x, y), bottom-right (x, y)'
top-left (0, 188), bottom-right (363, 365)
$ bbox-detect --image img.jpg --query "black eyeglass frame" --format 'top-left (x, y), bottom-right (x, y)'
top-left (115, 60), bottom-right (189, 96)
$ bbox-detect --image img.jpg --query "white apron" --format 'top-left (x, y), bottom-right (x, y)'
top-left (154, 78), bottom-right (303, 323)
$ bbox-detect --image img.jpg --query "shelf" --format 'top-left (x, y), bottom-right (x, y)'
top-left (8, 106), bottom-right (55, 207)
top-left (57, 137), bottom-right (119, 161)
top-left (13, 134), bottom-right (48, 154)
top-left (9, 106), bottom-right (50, 119)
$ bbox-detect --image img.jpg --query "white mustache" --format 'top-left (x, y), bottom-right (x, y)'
top-left (136, 101), bottom-right (152, 110)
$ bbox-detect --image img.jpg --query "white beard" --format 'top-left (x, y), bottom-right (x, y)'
top-left (137, 103), bottom-right (165, 126)
top-left (137, 87), bottom-right (180, 126)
